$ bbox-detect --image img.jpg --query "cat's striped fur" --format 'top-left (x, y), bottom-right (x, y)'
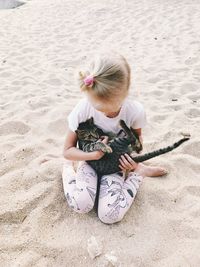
top-left (76, 117), bottom-right (190, 175)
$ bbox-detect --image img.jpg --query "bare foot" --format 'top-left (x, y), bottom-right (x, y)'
top-left (134, 163), bottom-right (168, 177)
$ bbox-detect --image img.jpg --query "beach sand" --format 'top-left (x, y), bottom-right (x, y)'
top-left (0, 0), bottom-right (200, 266)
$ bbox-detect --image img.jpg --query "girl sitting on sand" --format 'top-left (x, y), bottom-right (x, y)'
top-left (62, 51), bottom-right (167, 224)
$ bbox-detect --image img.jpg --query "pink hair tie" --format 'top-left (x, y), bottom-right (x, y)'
top-left (83, 75), bottom-right (94, 87)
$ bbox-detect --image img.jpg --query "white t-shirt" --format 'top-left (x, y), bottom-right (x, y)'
top-left (67, 97), bottom-right (147, 134)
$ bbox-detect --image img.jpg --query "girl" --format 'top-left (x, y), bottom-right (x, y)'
top-left (62, 51), bottom-right (167, 224)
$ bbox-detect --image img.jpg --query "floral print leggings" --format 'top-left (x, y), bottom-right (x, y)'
top-left (62, 160), bottom-right (144, 224)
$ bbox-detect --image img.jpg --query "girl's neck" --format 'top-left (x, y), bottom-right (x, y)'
top-left (104, 108), bottom-right (121, 118)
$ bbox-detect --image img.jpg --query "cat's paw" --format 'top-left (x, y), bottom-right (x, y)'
top-left (95, 142), bottom-right (113, 153)
top-left (101, 144), bottom-right (113, 153)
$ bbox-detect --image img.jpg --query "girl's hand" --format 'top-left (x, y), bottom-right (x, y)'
top-left (119, 153), bottom-right (138, 171)
top-left (92, 150), bottom-right (105, 160)
top-left (99, 135), bottom-right (109, 143)
top-left (90, 136), bottom-right (109, 160)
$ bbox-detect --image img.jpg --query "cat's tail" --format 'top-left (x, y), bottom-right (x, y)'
top-left (132, 137), bottom-right (190, 162)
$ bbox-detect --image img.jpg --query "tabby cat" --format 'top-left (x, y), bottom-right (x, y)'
top-left (75, 117), bottom-right (190, 176)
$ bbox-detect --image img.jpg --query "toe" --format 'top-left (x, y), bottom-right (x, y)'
top-left (160, 169), bottom-right (168, 176)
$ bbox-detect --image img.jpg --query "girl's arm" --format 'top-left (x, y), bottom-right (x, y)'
top-left (63, 129), bottom-right (105, 161)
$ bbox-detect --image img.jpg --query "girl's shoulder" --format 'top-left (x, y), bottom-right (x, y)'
top-left (68, 97), bottom-right (91, 116)
top-left (125, 99), bottom-right (145, 113)
top-left (123, 99), bottom-right (147, 129)
top-left (67, 97), bottom-right (92, 132)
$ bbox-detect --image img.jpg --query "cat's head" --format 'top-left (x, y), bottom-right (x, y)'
top-left (75, 117), bottom-right (104, 141)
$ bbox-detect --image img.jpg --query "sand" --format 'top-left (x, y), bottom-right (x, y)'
top-left (0, 0), bottom-right (200, 266)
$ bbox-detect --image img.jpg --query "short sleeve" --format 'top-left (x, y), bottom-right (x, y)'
top-left (131, 102), bottom-right (147, 129)
top-left (67, 112), bottom-right (79, 132)
top-left (67, 99), bottom-right (86, 132)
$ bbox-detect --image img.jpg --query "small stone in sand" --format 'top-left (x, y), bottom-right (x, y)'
top-left (87, 235), bottom-right (102, 259)
top-left (0, 0), bottom-right (24, 9)
top-left (104, 253), bottom-right (118, 267)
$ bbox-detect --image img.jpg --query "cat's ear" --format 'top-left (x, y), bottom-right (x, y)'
top-left (88, 117), bottom-right (94, 124)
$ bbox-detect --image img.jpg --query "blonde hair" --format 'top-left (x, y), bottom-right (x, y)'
top-left (77, 51), bottom-right (131, 102)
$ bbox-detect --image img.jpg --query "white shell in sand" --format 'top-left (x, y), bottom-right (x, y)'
top-left (87, 235), bottom-right (102, 259)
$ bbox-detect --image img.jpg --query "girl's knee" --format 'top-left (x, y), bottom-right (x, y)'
top-left (65, 190), bottom-right (95, 214)
top-left (73, 204), bottom-right (93, 214)
top-left (97, 205), bottom-right (125, 224)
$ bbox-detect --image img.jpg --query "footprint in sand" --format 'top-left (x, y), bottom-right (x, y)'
top-left (187, 93), bottom-right (200, 102)
top-left (48, 118), bottom-right (67, 135)
top-left (182, 140), bottom-right (200, 158)
top-left (184, 185), bottom-right (200, 198)
top-left (147, 76), bottom-right (162, 84)
top-left (163, 104), bottom-right (182, 111)
top-left (68, 38), bottom-right (79, 43)
top-left (185, 57), bottom-right (199, 65)
top-left (27, 97), bottom-right (53, 110)
top-left (151, 114), bottom-right (168, 123)
top-left (0, 71), bottom-right (12, 78)
top-left (146, 189), bottom-right (172, 212)
top-left (44, 78), bottom-right (62, 86)
top-left (0, 121), bottom-right (30, 135)
top-left (168, 219), bottom-right (199, 240)
top-left (151, 89), bottom-right (165, 97)
top-left (180, 83), bottom-right (199, 94)
top-left (0, 182), bottom-right (52, 224)
top-left (185, 108), bottom-right (200, 119)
